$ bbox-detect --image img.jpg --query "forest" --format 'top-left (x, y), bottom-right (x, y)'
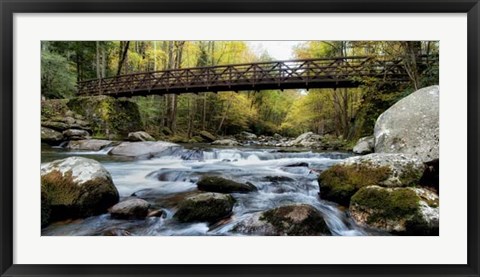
top-left (41, 41), bottom-right (439, 143)
top-left (41, 41), bottom-right (440, 236)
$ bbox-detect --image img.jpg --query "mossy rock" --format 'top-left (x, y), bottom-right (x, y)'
top-left (197, 130), bottom-right (216, 142)
top-left (67, 96), bottom-right (143, 140)
top-left (197, 176), bottom-right (257, 193)
top-left (173, 193), bottom-right (235, 223)
top-left (318, 153), bottom-right (425, 206)
top-left (41, 99), bottom-right (70, 119)
top-left (319, 163), bottom-right (391, 206)
top-left (260, 204), bottom-right (331, 236)
top-left (41, 157), bottom-right (119, 226)
top-left (233, 204), bottom-right (331, 236)
top-left (350, 186), bottom-right (439, 235)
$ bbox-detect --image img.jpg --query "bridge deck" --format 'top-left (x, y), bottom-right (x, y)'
top-left (77, 56), bottom-right (433, 97)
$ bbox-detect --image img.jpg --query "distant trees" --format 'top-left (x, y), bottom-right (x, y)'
top-left (41, 40), bottom-right (439, 141)
top-left (284, 41), bottom-right (439, 140)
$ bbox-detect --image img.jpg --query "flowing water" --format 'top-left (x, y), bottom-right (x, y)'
top-left (41, 144), bottom-right (377, 236)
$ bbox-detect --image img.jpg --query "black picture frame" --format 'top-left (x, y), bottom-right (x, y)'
top-left (1, 0), bottom-right (479, 276)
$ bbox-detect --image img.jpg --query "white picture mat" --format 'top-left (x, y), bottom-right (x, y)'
top-left (13, 13), bottom-right (467, 264)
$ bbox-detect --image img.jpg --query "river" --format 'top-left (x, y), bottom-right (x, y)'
top-left (41, 144), bottom-right (382, 236)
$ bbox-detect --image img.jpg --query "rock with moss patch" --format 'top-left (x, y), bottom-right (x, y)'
top-left (198, 130), bottom-right (217, 142)
top-left (63, 129), bottom-right (90, 140)
top-left (127, 131), bottom-right (155, 142)
top-left (318, 153), bottom-right (424, 206)
top-left (41, 127), bottom-right (64, 144)
top-left (65, 139), bottom-right (115, 151)
top-left (41, 100), bottom-right (92, 132)
top-left (233, 204), bottom-right (331, 236)
top-left (237, 131), bottom-right (257, 140)
top-left (353, 136), bottom-right (374, 154)
top-left (41, 157), bottom-right (119, 226)
top-left (174, 193), bottom-right (235, 223)
top-left (197, 176), bottom-right (257, 193)
top-left (349, 185), bottom-right (438, 235)
top-left (109, 198), bottom-right (150, 219)
top-left (66, 96), bottom-right (143, 140)
top-left (374, 85), bottom-right (439, 163)
top-left (109, 141), bottom-right (179, 158)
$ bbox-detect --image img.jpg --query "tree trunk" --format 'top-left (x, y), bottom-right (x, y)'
top-left (101, 44), bottom-right (106, 78)
top-left (116, 41), bottom-right (130, 76)
top-left (96, 41), bottom-right (101, 79)
top-left (217, 100), bottom-right (232, 135)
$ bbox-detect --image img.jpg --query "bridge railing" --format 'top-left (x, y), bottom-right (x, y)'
top-left (77, 56), bottom-right (434, 96)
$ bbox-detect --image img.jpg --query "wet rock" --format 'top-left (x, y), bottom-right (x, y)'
top-left (62, 129), bottom-right (90, 140)
top-left (101, 229), bottom-right (132, 236)
top-left (127, 131), bottom-right (155, 142)
top-left (197, 176), bottom-right (257, 193)
top-left (174, 193), bottom-right (235, 223)
top-left (41, 127), bottom-right (64, 144)
top-left (180, 149), bottom-right (204, 161)
top-left (273, 133), bottom-right (283, 140)
top-left (233, 204), bottom-right (331, 236)
top-left (109, 198), bottom-right (150, 219)
top-left (109, 141), bottom-right (179, 158)
top-left (374, 85), bottom-right (439, 163)
top-left (198, 130), bottom-right (216, 142)
top-left (64, 139), bottom-right (115, 151)
top-left (147, 209), bottom-right (165, 218)
top-left (353, 136), bottom-right (374, 154)
top-left (284, 162), bottom-right (309, 167)
top-left (349, 185), bottom-right (438, 235)
top-left (41, 157), bottom-right (119, 225)
top-left (318, 153), bottom-right (424, 206)
top-left (237, 131), bottom-right (257, 140)
top-left (211, 139), bottom-right (241, 146)
top-left (288, 132), bottom-right (323, 148)
top-left (147, 168), bottom-right (195, 182)
top-left (263, 176), bottom-right (295, 182)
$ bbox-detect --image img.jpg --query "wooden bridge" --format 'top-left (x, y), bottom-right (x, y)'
top-left (77, 56), bottom-right (436, 97)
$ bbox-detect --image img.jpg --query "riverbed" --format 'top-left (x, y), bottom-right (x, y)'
top-left (41, 143), bottom-right (381, 236)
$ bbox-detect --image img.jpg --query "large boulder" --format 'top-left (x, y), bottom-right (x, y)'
top-left (127, 131), bottom-right (155, 142)
top-left (41, 99), bottom-right (91, 132)
top-left (109, 198), bottom-right (150, 220)
top-left (319, 153), bottom-right (424, 206)
top-left (197, 176), bottom-right (257, 193)
top-left (374, 85), bottom-right (439, 163)
top-left (65, 139), bottom-right (115, 151)
top-left (41, 157), bottom-right (119, 225)
top-left (41, 127), bottom-right (64, 144)
top-left (233, 204), bottom-right (331, 236)
top-left (197, 130), bottom-right (217, 142)
top-left (353, 136), bottom-right (374, 154)
top-left (237, 131), bottom-right (257, 140)
top-left (174, 193), bottom-right (235, 223)
top-left (350, 185), bottom-right (439, 235)
top-left (211, 139), bottom-right (240, 146)
top-left (109, 141), bottom-right (179, 158)
top-left (288, 132), bottom-right (323, 148)
top-left (62, 129), bottom-right (90, 140)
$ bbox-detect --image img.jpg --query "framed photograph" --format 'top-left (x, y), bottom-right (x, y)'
top-left (1, 0), bottom-right (479, 276)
